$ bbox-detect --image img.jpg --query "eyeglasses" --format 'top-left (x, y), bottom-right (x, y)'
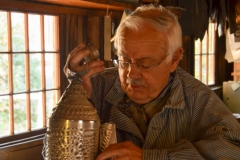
top-left (113, 54), bottom-right (170, 72)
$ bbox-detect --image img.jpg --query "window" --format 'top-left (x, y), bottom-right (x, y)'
top-left (0, 11), bottom-right (60, 137)
top-left (194, 22), bottom-right (216, 85)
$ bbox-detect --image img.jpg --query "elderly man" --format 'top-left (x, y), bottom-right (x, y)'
top-left (65, 5), bottom-right (240, 160)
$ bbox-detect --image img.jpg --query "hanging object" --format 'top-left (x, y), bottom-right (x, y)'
top-left (104, 5), bottom-right (112, 61)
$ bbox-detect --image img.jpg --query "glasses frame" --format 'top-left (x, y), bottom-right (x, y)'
top-left (113, 53), bottom-right (170, 72)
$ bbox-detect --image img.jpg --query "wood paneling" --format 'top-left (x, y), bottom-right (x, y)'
top-left (87, 16), bottom-right (101, 50)
top-left (178, 36), bottom-right (195, 75)
top-left (0, 138), bottom-right (44, 160)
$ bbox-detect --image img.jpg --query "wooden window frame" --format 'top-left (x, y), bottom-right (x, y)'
top-left (0, 2), bottom-right (63, 145)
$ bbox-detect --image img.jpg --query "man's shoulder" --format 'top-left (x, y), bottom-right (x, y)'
top-left (174, 67), bottom-right (225, 110)
top-left (176, 67), bottom-right (212, 94)
top-left (101, 67), bottom-right (119, 75)
top-left (92, 67), bottom-right (119, 83)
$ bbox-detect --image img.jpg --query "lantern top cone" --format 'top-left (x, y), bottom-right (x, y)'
top-left (49, 77), bottom-right (100, 121)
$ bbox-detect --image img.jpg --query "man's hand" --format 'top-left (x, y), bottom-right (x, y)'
top-left (96, 141), bottom-right (142, 160)
top-left (64, 43), bottom-right (105, 98)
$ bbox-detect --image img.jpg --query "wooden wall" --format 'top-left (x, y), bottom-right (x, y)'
top-left (0, 135), bottom-right (44, 160)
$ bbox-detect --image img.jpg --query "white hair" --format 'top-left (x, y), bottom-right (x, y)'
top-left (114, 4), bottom-right (182, 62)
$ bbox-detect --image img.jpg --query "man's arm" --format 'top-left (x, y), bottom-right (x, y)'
top-left (96, 140), bottom-right (204, 160)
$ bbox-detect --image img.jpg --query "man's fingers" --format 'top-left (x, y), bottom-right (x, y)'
top-left (96, 149), bottom-right (122, 160)
top-left (69, 45), bottom-right (91, 71)
top-left (82, 60), bottom-right (105, 79)
top-left (69, 43), bottom-right (86, 57)
top-left (96, 141), bottom-right (142, 160)
top-left (88, 60), bottom-right (105, 72)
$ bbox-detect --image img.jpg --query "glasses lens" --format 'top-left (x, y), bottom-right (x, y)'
top-left (113, 59), bottom-right (119, 67)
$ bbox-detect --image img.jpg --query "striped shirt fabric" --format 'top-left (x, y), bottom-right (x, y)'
top-left (89, 67), bottom-right (240, 159)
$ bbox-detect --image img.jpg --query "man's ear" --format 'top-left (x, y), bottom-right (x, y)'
top-left (170, 47), bottom-right (184, 72)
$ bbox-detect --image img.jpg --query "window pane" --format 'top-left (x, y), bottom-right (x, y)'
top-left (29, 14), bottom-right (41, 51)
top-left (30, 53), bottom-right (41, 90)
top-left (195, 38), bottom-right (201, 55)
top-left (201, 55), bottom-right (207, 84)
top-left (13, 54), bottom-right (25, 92)
top-left (46, 90), bottom-right (56, 118)
top-left (194, 55), bottom-right (200, 80)
top-left (46, 53), bottom-right (55, 89)
top-left (208, 54), bottom-right (215, 85)
top-left (11, 12), bottom-right (25, 51)
top-left (14, 94), bottom-right (26, 133)
top-left (202, 31), bottom-right (207, 54)
top-left (31, 92), bottom-right (43, 130)
top-left (0, 96), bottom-right (10, 137)
top-left (44, 15), bottom-right (56, 51)
top-left (0, 11), bottom-right (8, 51)
top-left (208, 23), bottom-right (215, 54)
top-left (0, 54), bottom-right (9, 94)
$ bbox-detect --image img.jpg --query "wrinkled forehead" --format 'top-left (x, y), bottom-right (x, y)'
top-left (117, 26), bottom-right (168, 54)
top-left (118, 39), bottom-right (166, 49)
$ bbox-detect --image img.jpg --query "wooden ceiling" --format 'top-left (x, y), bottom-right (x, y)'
top-left (33, 0), bottom-right (141, 11)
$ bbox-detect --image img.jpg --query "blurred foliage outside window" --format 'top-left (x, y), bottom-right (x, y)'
top-left (0, 11), bottom-right (60, 137)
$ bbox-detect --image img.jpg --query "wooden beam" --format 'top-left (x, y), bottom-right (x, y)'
top-left (34, 0), bottom-right (136, 10)
top-left (0, 0), bottom-right (122, 18)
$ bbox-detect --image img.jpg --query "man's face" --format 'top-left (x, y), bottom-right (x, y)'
top-left (117, 25), bottom-right (181, 104)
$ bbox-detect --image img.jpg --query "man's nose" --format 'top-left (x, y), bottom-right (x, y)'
top-left (127, 63), bottom-right (141, 79)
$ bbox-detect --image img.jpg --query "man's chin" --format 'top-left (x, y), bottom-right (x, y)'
top-left (127, 93), bottom-right (149, 104)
